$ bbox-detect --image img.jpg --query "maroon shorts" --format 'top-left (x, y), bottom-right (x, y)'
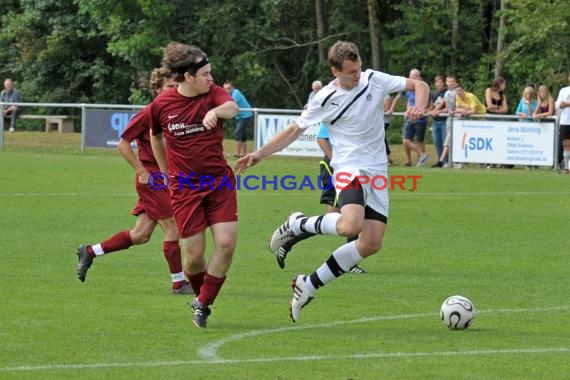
top-left (131, 174), bottom-right (174, 221)
top-left (169, 169), bottom-right (238, 238)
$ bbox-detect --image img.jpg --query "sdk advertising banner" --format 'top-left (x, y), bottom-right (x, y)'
top-left (451, 119), bottom-right (555, 166)
top-left (84, 109), bottom-right (141, 148)
top-left (255, 113), bottom-right (322, 157)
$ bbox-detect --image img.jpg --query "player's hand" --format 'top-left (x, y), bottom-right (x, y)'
top-left (138, 171), bottom-right (150, 184)
top-left (407, 106), bottom-right (426, 121)
top-left (202, 110), bottom-right (218, 130)
top-left (234, 151), bottom-right (261, 174)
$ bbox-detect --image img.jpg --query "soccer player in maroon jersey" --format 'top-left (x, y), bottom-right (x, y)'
top-left (76, 68), bottom-right (193, 295)
top-left (149, 42), bottom-right (239, 328)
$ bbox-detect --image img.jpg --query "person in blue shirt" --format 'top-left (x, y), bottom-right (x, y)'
top-left (515, 86), bottom-right (538, 121)
top-left (223, 80), bottom-right (253, 157)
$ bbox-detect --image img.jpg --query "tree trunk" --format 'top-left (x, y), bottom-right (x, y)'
top-left (451, 0), bottom-right (460, 72)
top-left (368, 0), bottom-right (381, 70)
top-left (315, 0), bottom-right (326, 63)
top-left (494, 0), bottom-right (506, 77)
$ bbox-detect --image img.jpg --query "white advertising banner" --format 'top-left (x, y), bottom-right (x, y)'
top-left (451, 118), bottom-right (555, 166)
top-left (255, 113), bottom-right (322, 157)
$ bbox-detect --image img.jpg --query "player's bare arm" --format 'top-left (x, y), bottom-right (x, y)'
top-left (117, 139), bottom-right (148, 184)
top-left (405, 78), bottom-right (429, 121)
top-left (150, 132), bottom-right (168, 174)
top-left (317, 138), bottom-right (333, 160)
top-left (203, 100), bottom-right (239, 130)
top-left (235, 122), bottom-right (304, 174)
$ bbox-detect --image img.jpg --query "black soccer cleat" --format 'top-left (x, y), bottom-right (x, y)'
top-left (76, 244), bottom-right (94, 282)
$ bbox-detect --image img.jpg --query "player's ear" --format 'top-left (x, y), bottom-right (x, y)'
top-left (332, 66), bottom-right (343, 78)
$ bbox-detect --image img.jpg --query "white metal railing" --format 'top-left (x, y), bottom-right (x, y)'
top-left (0, 102), bottom-right (560, 170)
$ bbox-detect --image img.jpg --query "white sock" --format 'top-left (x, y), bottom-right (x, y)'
top-left (306, 241), bottom-right (362, 293)
top-left (294, 212), bottom-right (341, 235)
top-left (92, 244), bottom-right (105, 256)
top-left (564, 151), bottom-right (570, 170)
top-left (171, 272), bottom-right (185, 283)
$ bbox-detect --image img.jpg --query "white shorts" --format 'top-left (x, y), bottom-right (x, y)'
top-left (333, 167), bottom-right (389, 218)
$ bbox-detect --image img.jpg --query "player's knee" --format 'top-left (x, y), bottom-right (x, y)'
top-left (338, 220), bottom-right (363, 238)
top-left (130, 231), bottom-right (151, 245)
top-left (358, 240), bottom-right (382, 256)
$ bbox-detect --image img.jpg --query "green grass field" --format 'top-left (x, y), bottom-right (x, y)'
top-left (1, 133), bottom-right (569, 379)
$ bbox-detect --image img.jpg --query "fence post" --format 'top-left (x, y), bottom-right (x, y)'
top-left (0, 102), bottom-right (3, 149)
top-left (81, 104), bottom-right (86, 152)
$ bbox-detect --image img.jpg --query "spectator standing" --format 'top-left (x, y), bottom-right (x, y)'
top-left (429, 75), bottom-right (447, 161)
top-left (383, 93), bottom-right (397, 165)
top-left (1, 78), bottom-right (22, 133)
top-left (533, 85), bottom-right (555, 119)
top-left (555, 73), bottom-right (570, 171)
top-left (402, 69), bottom-right (429, 167)
top-left (454, 83), bottom-right (486, 116)
top-left (305, 80), bottom-right (323, 108)
top-left (223, 80), bottom-right (253, 158)
top-left (485, 77), bottom-right (509, 115)
top-left (515, 86), bottom-right (538, 121)
top-left (150, 42), bottom-right (240, 328)
top-left (431, 75), bottom-right (458, 168)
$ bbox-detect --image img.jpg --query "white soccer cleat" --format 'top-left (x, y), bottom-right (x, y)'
top-left (269, 212), bottom-right (304, 252)
top-left (416, 153), bottom-right (430, 167)
top-left (289, 275), bottom-right (314, 322)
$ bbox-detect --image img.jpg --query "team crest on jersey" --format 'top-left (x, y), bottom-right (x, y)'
top-left (366, 93), bottom-right (372, 101)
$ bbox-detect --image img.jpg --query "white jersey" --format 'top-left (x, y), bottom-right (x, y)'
top-left (298, 69), bottom-right (406, 171)
top-left (556, 85), bottom-right (570, 125)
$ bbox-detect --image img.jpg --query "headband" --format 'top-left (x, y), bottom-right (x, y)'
top-left (182, 57), bottom-right (210, 75)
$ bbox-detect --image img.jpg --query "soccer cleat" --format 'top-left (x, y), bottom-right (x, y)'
top-left (431, 161), bottom-right (443, 168)
top-left (172, 282), bottom-right (194, 295)
top-left (348, 265), bottom-right (366, 274)
top-left (269, 212), bottom-right (305, 253)
top-left (76, 244), bottom-right (93, 282)
top-left (416, 153), bottom-right (430, 167)
top-left (289, 275), bottom-right (314, 322)
top-left (191, 299), bottom-right (211, 328)
top-left (274, 231), bottom-right (314, 269)
top-left (276, 246), bottom-right (290, 269)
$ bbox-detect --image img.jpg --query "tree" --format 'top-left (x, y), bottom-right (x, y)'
top-left (368, 0), bottom-right (381, 70)
top-left (494, 0), bottom-right (506, 78)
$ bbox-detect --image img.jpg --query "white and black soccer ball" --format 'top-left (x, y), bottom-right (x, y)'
top-left (440, 295), bottom-right (475, 330)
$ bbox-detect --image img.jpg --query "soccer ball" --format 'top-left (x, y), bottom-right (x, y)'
top-left (440, 295), bottom-right (475, 330)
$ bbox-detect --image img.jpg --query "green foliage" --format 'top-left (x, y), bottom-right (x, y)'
top-left (0, 0), bottom-right (568, 108)
top-left (501, 0), bottom-right (570, 93)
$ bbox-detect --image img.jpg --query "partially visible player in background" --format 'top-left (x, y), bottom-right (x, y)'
top-left (76, 67), bottom-right (192, 295)
top-left (276, 122), bottom-right (366, 274)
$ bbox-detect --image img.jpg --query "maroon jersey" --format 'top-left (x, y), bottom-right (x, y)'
top-left (120, 106), bottom-right (158, 170)
top-left (149, 85), bottom-right (233, 180)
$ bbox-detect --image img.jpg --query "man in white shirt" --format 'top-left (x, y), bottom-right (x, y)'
top-left (555, 73), bottom-right (570, 171)
top-left (235, 41), bottom-right (429, 322)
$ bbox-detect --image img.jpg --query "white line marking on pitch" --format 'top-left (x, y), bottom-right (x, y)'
top-left (1, 347), bottom-right (568, 372)
top-left (0, 306), bottom-right (567, 372)
top-left (199, 305), bottom-right (570, 362)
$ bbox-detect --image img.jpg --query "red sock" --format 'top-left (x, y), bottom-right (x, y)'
top-left (197, 272), bottom-right (226, 306)
top-left (188, 271), bottom-right (206, 296)
top-left (163, 240), bottom-right (184, 288)
top-left (100, 231), bottom-right (133, 253)
top-left (86, 245), bottom-right (96, 257)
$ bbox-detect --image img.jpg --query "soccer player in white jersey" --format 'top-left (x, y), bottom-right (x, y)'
top-left (235, 41), bottom-right (429, 322)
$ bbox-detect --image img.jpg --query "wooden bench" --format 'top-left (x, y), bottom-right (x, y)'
top-left (18, 115), bottom-right (75, 133)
